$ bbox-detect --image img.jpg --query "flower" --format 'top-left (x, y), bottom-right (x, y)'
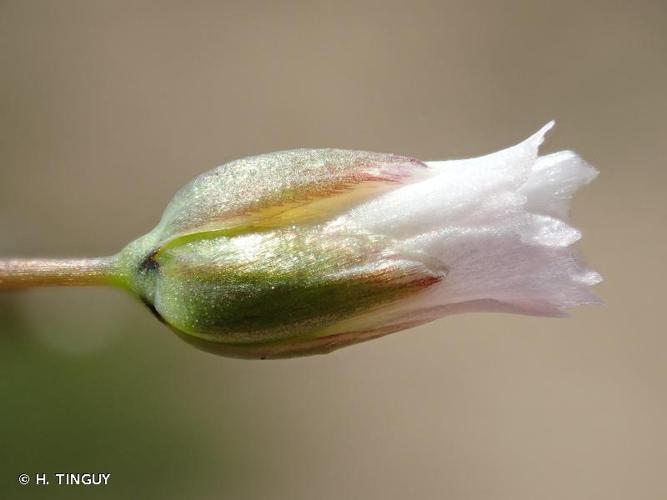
top-left (118, 122), bottom-right (601, 358)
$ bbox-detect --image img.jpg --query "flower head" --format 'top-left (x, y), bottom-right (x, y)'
top-left (118, 122), bottom-right (601, 358)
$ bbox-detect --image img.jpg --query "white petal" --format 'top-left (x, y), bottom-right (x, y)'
top-left (327, 122), bottom-right (601, 333)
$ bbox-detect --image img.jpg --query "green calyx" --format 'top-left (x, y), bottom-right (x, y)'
top-left (104, 148), bottom-right (435, 358)
top-left (114, 224), bottom-right (437, 358)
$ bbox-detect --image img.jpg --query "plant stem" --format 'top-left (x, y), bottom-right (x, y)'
top-left (0, 257), bottom-right (118, 290)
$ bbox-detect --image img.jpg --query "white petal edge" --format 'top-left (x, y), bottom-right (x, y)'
top-left (325, 122), bottom-right (602, 335)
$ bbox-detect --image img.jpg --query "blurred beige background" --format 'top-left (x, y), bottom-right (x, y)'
top-left (0, 1), bottom-right (665, 499)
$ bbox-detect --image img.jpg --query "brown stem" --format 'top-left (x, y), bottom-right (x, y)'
top-left (0, 257), bottom-right (118, 290)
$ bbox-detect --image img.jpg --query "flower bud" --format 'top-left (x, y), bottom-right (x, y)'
top-left (118, 123), bottom-right (601, 358)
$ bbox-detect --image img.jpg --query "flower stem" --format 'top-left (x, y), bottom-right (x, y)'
top-left (0, 257), bottom-right (119, 290)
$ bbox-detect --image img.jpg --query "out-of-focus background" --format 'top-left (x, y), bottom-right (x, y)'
top-left (0, 1), bottom-right (665, 499)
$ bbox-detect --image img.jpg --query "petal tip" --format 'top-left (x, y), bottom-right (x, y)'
top-left (532, 120), bottom-right (556, 147)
